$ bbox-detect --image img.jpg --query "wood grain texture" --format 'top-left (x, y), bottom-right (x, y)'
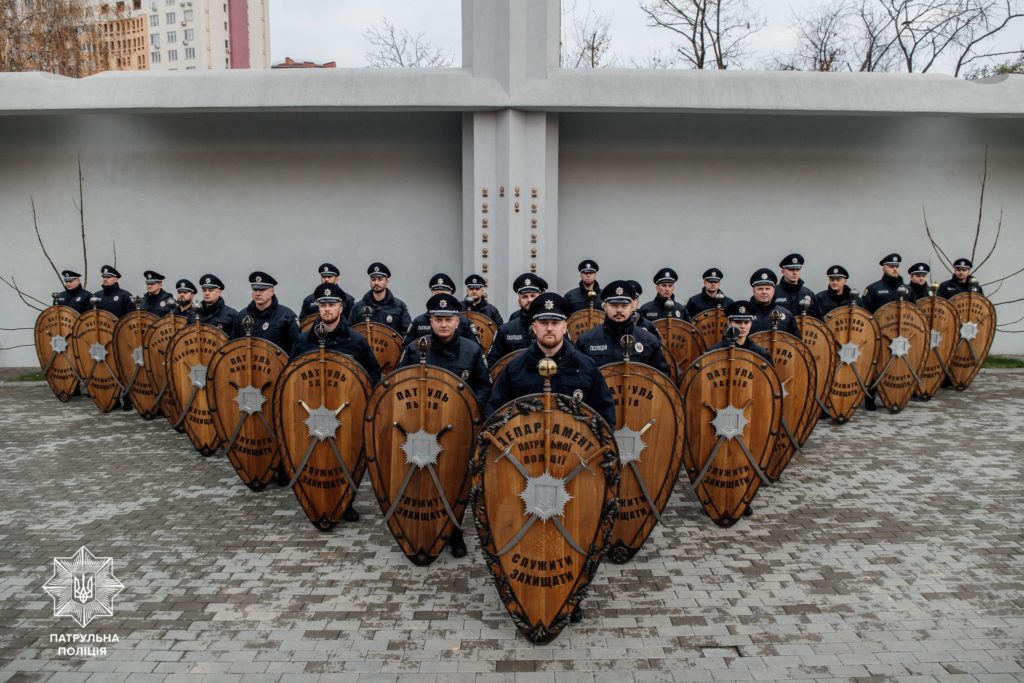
top-left (144, 315), bottom-right (189, 428)
top-left (489, 348), bottom-right (526, 383)
top-left (949, 292), bottom-right (996, 391)
top-left (653, 318), bottom-right (705, 385)
top-left (824, 306), bottom-right (881, 423)
top-left (795, 315), bottom-right (838, 434)
top-left (113, 310), bottom-right (160, 419)
top-left (692, 309), bottom-right (729, 351)
top-left (873, 301), bottom-right (929, 413)
top-left (566, 308), bottom-right (603, 342)
top-left (463, 311), bottom-right (497, 354)
top-left (351, 322), bottom-right (404, 374)
top-left (167, 322), bottom-right (229, 455)
top-left (34, 306), bottom-right (80, 402)
top-left (914, 296), bottom-right (960, 399)
top-left (70, 309), bottom-right (121, 413)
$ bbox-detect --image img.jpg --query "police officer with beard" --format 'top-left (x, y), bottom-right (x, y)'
top-left (684, 267), bottom-right (734, 317)
top-left (639, 267), bottom-right (690, 322)
top-left (231, 271), bottom-right (302, 352)
top-left (773, 254), bottom-right (821, 319)
top-left (350, 262), bottom-right (411, 333)
top-left (860, 254), bottom-right (909, 313)
top-left (463, 273), bottom-right (504, 326)
top-left (139, 270), bottom-right (175, 317)
top-left (55, 269), bottom-right (91, 313)
top-left (196, 274), bottom-right (237, 332)
top-left (748, 269), bottom-right (801, 338)
top-left (938, 258), bottom-right (984, 298)
top-left (299, 263), bottom-right (355, 320)
top-left (907, 262), bottom-right (933, 301)
top-left (403, 273), bottom-right (476, 346)
top-left (486, 273), bottom-right (547, 365)
top-left (815, 265), bottom-right (856, 316)
top-left (564, 259), bottom-right (603, 313)
top-left (93, 265), bottom-right (134, 318)
top-left (170, 279), bottom-right (198, 321)
top-left (576, 280), bottom-right (670, 374)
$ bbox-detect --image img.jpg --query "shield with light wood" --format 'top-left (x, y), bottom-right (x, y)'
top-left (471, 358), bottom-right (619, 644)
top-left (364, 338), bottom-right (482, 565)
top-left (948, 290), bottom-right (996, 390)
top-left (914, 293), bottom-right (959, 399)
top-left (489, 348), bottom-right (526, 383)
top-left (872, 299), bottom-right (929, 412)
top-left (167, 320), bottom-right (229, 455)
top-left (351, 321), bottom-right (404, 374)
top-left (144, 314), bottom-right (189, 428)
top-left (34, 305), bottom-right (81, 402)
top-left (207, 320), bottom-right (288, 490)
top-left (463, 311), bottom-right (498, 353)
top-left (823, 305), bottom-right (880, 423)
top-left (652, 317), bottom-right (704, 384)
top-left (566, 307), bottom-right (603, 342)
top-left (678, 345), bottom-right (781, 527)
top-left (795, 310), bottom-right (838, 432)
top-left (70, 308), bottom-right (122, 413)
top-left (600, 337), bottom-right (685, 564)
top-left (273, 339), bottom-right (372, 531)
top-left (113, 307), bottom-right (160, 419)
top-left (692, 308), bottom-right (729, 351)
top-left (299, 313), bottom-right (318, 334)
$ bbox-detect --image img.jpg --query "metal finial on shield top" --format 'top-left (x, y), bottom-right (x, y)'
top-left (800, 296), bottom-right (812, 315)
top-left (769, 309), bottom-right (782, 330)
top-left (724, 325), bottom-right (739, 348)
top-left (416, 335), bottom-right (430, 363)
top-left (896, 285), bottom-right (909, 301)
top-left (850, 288), bottom-right (860, 302)
top-left (131, 295), bottom-right (141, 310)
top-left (51, 291), bottom-right (61, 305)
top-left (587, 288), bottom-right (596, 308)
top-left (969, 277), bottom-right (979, 292)
top-left (89, 296), bottom-right (100, 309)
top-left (362, 305), bottom-right (372, 322)
top-left (663, 297), bottom-right (674, 311)
top-left (620, 334), bottom-right (635, 361)
top-left (241, 315), bottom-right (255, 337)
top-left (714, 291), bottom-right (725, 308)
top-left (537, 358), bottom-right (557, 392)
top-left (314, 321), bottom-right (327, 346)
top-left (930, 282), bottom-right (940, 296)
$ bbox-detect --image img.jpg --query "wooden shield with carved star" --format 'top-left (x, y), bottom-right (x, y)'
top-left (872, 301), bottom-right (929, 413)
top-left (489, 348), bottom-right (526, 383)
top-left (34, 306), bottom-right (81, 402)
top-left (599, 360), bottom-right (684, 564)
top-left (463, 311), bottom-right (497, 353)
top-left (692, 308), bottom-right (729, 351)
top-left (207, 336), bottom-right (288, 490)
top-left (471, 391), bottom-right (620, 644)
top-left (795, 315), bottom-right (838, 431)
top-left (948, 292), bottom-right (996, 390)
top-left (351, 321), bottom-right (404, 374)
top-left (272, 349), bottom-right (372, 531)
top-left (652, 318), bottom-right (704, 384)
top-left (914, 296), bottom-right (959, 399)
top-left (677, 347), bottom-right (782, 527)
top-left (144, 314), bottom-right (189, 427)
top-left (167, 322), bottom-right (229, 455)
top-left (70, 309), bottom-right (122, 413)
top-left (113, 310), bottom-right (160, 419)
top-left (364, 363), bottom-right (481, 565)
top-left (823, 305), bottom-right (880, 423)
top-left (566, 308), bottom-right (603, 342)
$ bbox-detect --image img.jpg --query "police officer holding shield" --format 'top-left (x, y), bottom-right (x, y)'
top-left (639, 267), bottom-right (690, 322)
top-left (93, 265), bottom-right (134, 318)
top-left (403, 273), bottom-right (476, 346)
top-left (938, 258), bottom-right (984, 298)
top-left (55, 269), bottom-right (90, 313)
top-left (350, 262), bottom-right (411, 333)
top-left (709, 301), bottom-right (773, 364)
top-left (196, 274), bottom-right (237, 332)
top-left (299, 263), bottom-right (355, 320)
top-left (564, 259), bottom-right (602, 313)
top-left (684, 267), bottom-right (733, 317)
top-left (486, 273), bottom-right (547, 366)
top-left (231, 271), bottom-right (302, 352)
top-left (773, 254), bottom-right (821, 319)
top-left (139, 270), bottom-right (175, 317)
top-left (463, 273), bottom-right (504, 326)
top-left (748, 269), bottom-right (801, 338)
top-left (576, 280), bottom-right (670, 374)
top-left (859, 253), bottom-right (908, 314)
top-left (815, 265), bottom-right (855, 316)
top-left (171, 279), bottom-right (198, 321)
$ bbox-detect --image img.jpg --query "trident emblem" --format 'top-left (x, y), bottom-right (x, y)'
top-left (72, 572), bottom-right (95, 604)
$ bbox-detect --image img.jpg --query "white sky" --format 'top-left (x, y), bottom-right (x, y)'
top-left (268, 0), bottom-right (1023, 73)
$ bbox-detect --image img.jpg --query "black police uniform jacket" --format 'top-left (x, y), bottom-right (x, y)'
top-left (633, 312), bottom-right (661, 338)
top-left (170, 305), bottom-right (197, 322)
top-left (140, 290), bottom-right (175, 317)
top-left (299, 289), bottom-right (355, 321)
top-left (487, 312), bottom-right (534, 366)
top-left (465, 298), bottom-right (504, 326)
top-left (684, 289), bottom-right (734, 318)
top-left (815, 285), bottom-right (855, 317)
top-left (639, 295), bottom-right (691, 322)
top-left (93, 283), bottom-right (134, 318)
top-left (486, 341), bottom-right (617, 428)
top-left (908, 282), bottom-right (933, 302)
top-left (231, 295), bottom-right (301, 351)
top-left (198, 297), bottom-right (238, 333)
top-left (773, 279), bottom-right (821, 319)
top-left (399, 333), bottom-right (491, 408)
top-left (709, 337), bottom-right (773, 365)
top-left (859, 274), bottom-right (907, 313)
top-left (937, 277), bottom-right (983, 299)
top-left (349, 289), bottom-right (412, 334)
top-left (290, 317), bottom-right (382, 386)
top-left (575, 319), bottom-right (671, 375)
top-left (748, 299), bottom-right (801, 339)
top-left (55, 285), bottom-right (91, 313)
top-left (403, 313), bottom-right (477, 347)
top-left (564, 282), bottom-right (602, 313)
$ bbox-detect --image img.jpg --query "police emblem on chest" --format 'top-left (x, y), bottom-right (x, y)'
top-left (113, 296), bottom-right (119, 302)
top-left (261, 322), bottom-right (269, 331)
top-left (159, 301), bottom-right (166, 308)
top-left (386, 315), bottom-right (393, 323)
top-left (572, 389), bottom-right (584, 401)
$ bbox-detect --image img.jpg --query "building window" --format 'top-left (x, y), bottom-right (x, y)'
top-left (166, 0), bottom-right (174, 5)
top-left (150, 33), bottom-right (159, 47)
top-left (168, 49), bottom-right (178, 61)
top-left (151, 51), bottom-right (161, 63)
top-left (167, 31), bottom-right (176, 43)
top-left (149, 14), bottom-right (158, 26)
top-left (184, 28), bottom-right (193, 40)
top-left (165, 11), bottom-right (175, 23)
top-left (185, 47), bottom-right (195, 59)
top-left (183, 9), bottom-right (192, 21)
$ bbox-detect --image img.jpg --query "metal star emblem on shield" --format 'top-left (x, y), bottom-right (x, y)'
top-left (711, 404), bottom-right (748, 440)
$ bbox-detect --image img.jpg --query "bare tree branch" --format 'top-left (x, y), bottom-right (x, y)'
top-left (993, 295), bottom-right (1024, 305)
top-left (563, 5), bottom-right (614, 68)
top-left (983, 264), bottom-right (1024, 287)
top-left (923, 207), bottom-right (955, 271)
top-left (0, 327), bottom-right (34, 331)
top-left (0, 344), bottom-right (35, 351)
top-left (364, 17), bottom-right (454, 68)
top-left (77, 155), bottom-right (88, 289)
top-left (639, 0), bottom-right (765, 69)
top-left (970, 144), bottom-right (989, 263)
top-left (974, 206), bottom-right (1002, 273)
top-left (112, 240), bottom-right (117, 270)
top-left (0, 275), bottom-right (47, 311)
top-left (30, 196), bottom-right (63, 287)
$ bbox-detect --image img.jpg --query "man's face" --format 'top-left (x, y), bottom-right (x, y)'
top-left (882, 264), bottom-right (900, 278)
top-left (532, 318), bottom-right (566, 352)
top-left (781, 267), bottom-right (801, 284)
top-left (580, 272), bottom-right (596, 287)
top-left (731, 319), bottom-right (752, 343)
top-left (604, 300), bottom-right (631, 323)
top-left (656, 282), bottom-right (675, 299)
top-left (318, 301), bottom-right (342, 325)
top-left (828, 276), bottom-right (846, 293)
top-left (466, 286), bottom-right (483, 302)
top-left (518, 291), bottom-right (539, 311)
top-left (321, 274), bottom-right (338, 285)
top-left (201, 287), bottom-right (221, 303)
top-left (753, 284), bottom-right (775, 303)
top-left (146, 281), bottom-right (162, 294)
top-left (910, 273), bottom-right (928, 285)
top-left (704, 280), bottom-right (720, 294)
top-left (177, 291), bottom-right (195, 307)
top-left (63, 278), bottom-right (80, 291)
top-left (252, 286), bottom-right (274, 309)
top-left (370, 275), bottom-right (388, 294)
top-left (954, 266), bottom-right (971, 281)
top-left (101, 275), bottom-right (117, 287)
top-left (430, 314), bottom-right (458, 341)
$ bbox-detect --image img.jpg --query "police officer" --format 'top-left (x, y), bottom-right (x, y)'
top-left (859, 254), bottom-right (909, 313)
top-left (685, 267), bottom-right (734, 317)
top-left (773, 254), bottom-right (821, 319)
top-left (639, 267), bottom-right (690, 322)
top-left (196, 274), bottom-right (237, 332)
top-left (627, 280), bottom-right (661, 337)
top-left (139, 270), bottom-right (174, 317)
top-left (463, 273), bottom-right (504, 326)
top-left (748, 269), bottom-right (801, 338)
top-left (709, 300), bottom-right (772, 364)
top-left (299, 263), bottom-right (355, 320)
top-left (564, 259), bottom-right (603, 313)
top-left (938, 258), bottom-right (984, 298)
top-left (507, 274), bottom-right (549, 322)
top-left (55, 269), bottom-right (90, 313)
top-left (815, 265), bottom-right (855, 316)
top-left (403, 273), bottom-right (476, 346)
top-left (93, 265), bottom-right (134, 318)
top-left (907, 262), bottom-right (933, 301)
top-left (487, 273), bottom-right (547, 365)
top-left (576, 280), bottom-right (670, 374)
top-left (350, 262), bottom-right (411, 334)
top-left (231, 271), bottom-right (302, 352)
top-left (171, 279), bottom-right (198, 321)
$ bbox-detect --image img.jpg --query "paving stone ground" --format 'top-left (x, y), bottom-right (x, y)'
top-left (1, 372), bottom-right (1022, 683)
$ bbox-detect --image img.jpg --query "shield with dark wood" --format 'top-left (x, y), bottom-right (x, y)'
top-left (914, 295), bottom-right (959, 399)
top-left (34, 306), bottom-right (81, 402)
top-left (489, 348), bottom-right (526, 383)
top-left (113, 310), bottom-right (160, 419)
top-left (299, 314), bottom-right (318, 334)
top-left (566, 308), bottom-right (603, 342)
top-left (872, 301), bottom-right (929, 413)
top-left (692, 308), bottom-right (729, 350)
top-left (207, 334), bottom-right (288, 490)
top-left (364, 356), bottom-right (482, 565)
top-left (273, 347), bottom-right (372, 530)
top-left (948, 291), bottom-right (996, 390)
top-left (463, 311), bottom-right (498, 353)
top-left (144, 314), bottom-right (189, 427)
top-left (678, 347), bottom-right (781, 527)
top-left (750, 330), bottom-right (817, 480)
top-left (351, 321), bottom-right (404, 374)
top-left (823, 305), bottom-right (880, 423)
top-left (167, 322), bottom-right (229, 455)
top-left (600, 356), bottom-right (685, 564)
top-left (652, 318), bottom-right (704, 384)
top-left (70, 309), bottom-right (122, 413)
top-left (472, 383), bottom-right (619, 644)
top-left (795, 315), bottom-right (838, 428)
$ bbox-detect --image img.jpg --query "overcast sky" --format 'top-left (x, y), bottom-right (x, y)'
top-left (269, 0), bottom-right (1023, 73)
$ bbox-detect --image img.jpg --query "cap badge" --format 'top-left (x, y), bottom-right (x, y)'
top-left (524, 278), bottom-right (532, 286)
top-left (739, 305), bottom-right (747, 314)
top-left (204, 277), bottom-right (211, 284)
top-left (439, 300), bottom-right (447, 308)
top-left (760, 273), bottom-right (768, 280)
top-left (255, 276), bottom-right (262, 283)
top-left (615, 287), bottom-right (624, 296)
top-left (325, 288), bottom-right (332, 296)
top-left (664, 271), bottom-right (670, 278)
top-left (544, 300), bottom-right (554, 310)
top-left (791, 257), bottom-right (798, 264)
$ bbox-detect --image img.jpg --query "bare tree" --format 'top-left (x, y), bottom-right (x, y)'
top-left (638, 0), bottom-right (766, 69)
top-left (774, 1), bottom-right (855, 71)
top-left (562, 6), bottom-right (614, 68)
top-left (363, 18), bottom-right (454, 68)
top-left (0, 0), bottom-right (97, 77)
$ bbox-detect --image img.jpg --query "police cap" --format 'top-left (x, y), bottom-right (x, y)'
top-left (908, 262), bottom-right (930, 275)
top-left (176, 278), bottom-right (197, 294)
top-left (199, 274), bottom-right (225, 290)
top-left (426, 293), bottom-right (461, 317)
top-left (654, 267), bottom-right (678, 284)
top-left (601, 280), bottom-right (635, 304)
top-left (367, 262), bottom-right (391, 278)
top-left (144, 270), bottom-right (165, 284)
top-left (725, 300), bottom-right (756, 321)
top-left (953, 257), bottom-right (973, 269)
top-left (314, 283), bottom-right (345, 303)
top-left (628, 280), bottom-right (643, 298)
top-left (702, 268), bottom-right (723, 282)
top-left (318, 262), bottom-right (339, 277)
top-left (826, 265), bottom-right (850, 279)
top-left (879, 253), bottom-right (902, 266)
top-left (249, 271), bottom-right (277, 290)
top-left (578, 259), bottom-right (599, 274)
top-left (465, 273), bottom-right (486, 288)
top-left (61, 269), bottom-right (81, 282)
top-left (513, 273), bottom-right (547, 294)
top-left (779, 253), bottom-right (805, 269)
top-left (529, 292), bottom-right (571, 321)
top-left (100, 265), bottom-right (121, 279)
top-left (428, 273), bottom-right (456, 293)
top-left (750, 269), bottom-right (778, 287)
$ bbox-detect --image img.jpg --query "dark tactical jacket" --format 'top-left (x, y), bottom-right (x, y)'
top-left (486, 312), bottom-right (534, 366)
top-left (815, 285), bottom-right (855, 317)
top-left (198, 297), bottom-right (237, 332)
top-left (403, 313), bottom-right (477, 347)
top-left (55, 285), bottom-right (91, 313)
top-left (859, 274), bottom-right (908, 313)
top-left (748, 299), bottom-right (801, 339)
top-left (398, 333), bottom-right (491, 408)
top-left (564, 282), bottom-right (602, 313)
top-left (464, 298), bottom-right (504, 326)
top-left (299, 288), bottom-right (355, 320)
top-left (290, 317), bottom-right (382, 386)
top-left (575, 319), bottom-right (671, 375)
top-left (639, 295), bottom-right (690, 322)
top-left (684, 289), bottom-right (733, 318)
top-left (231, 295), bottom-right (301, 351)
top-left (93, 283), bottom-right (134, 318)
top-left (937, 277), bottom-right (984, 299)
top-left (349, 289), bottom-right (411, 334)
top-left (773, 279), bottom-right (821, 319)
top-left (709, 336), bottom-right (773, 365)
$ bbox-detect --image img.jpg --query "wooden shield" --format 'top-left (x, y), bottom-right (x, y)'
top-left (566, 308), bottom-right (603, 342)
top-left (472, 389), bottom-right (619, 644)
top-left (351, 321), bottom-right (404, 374)
top-left (207, 336), bottom-right (288, 490)
top-left (364, 362), bottom-right (481, 565)
top-left (489, 348), bottom-right (526, 383)
top-left (600, 360), bottom-right (685, 564)
top-left (692, 309), bottom-right (729, 350)
top-left (144, 314), bottom-right (189, 428)
top-left (652, 318), bottom-right (704, 384)
top-left (463, 311), bottom-right (498, 353)
top-left (678, 347), bottom-right (782, 526)
top-left (823, 306), bottom-right (880, 423)
top-left (749, 331), bottom-right (817, 480)
top-left (299, 313), bottom-right (318, 334)
top-left (70, 309), bottom-right (122, 413)
top-left (113, 310), bottom-right (161, 419)
top-left (914, 296), bottom-right (960, 399)
top-left (167, 322), bottom-right (229, 455)
top-left (273, 349), bottom-right (372, 531)
top-left (948, 291), bottom-right (997, 390)
top-left (34, 306), bottom-right (81, 402)
top-left (873, 301), bottom-right (929, 413)
top-left (795, 315), bottom-right (838, 429)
